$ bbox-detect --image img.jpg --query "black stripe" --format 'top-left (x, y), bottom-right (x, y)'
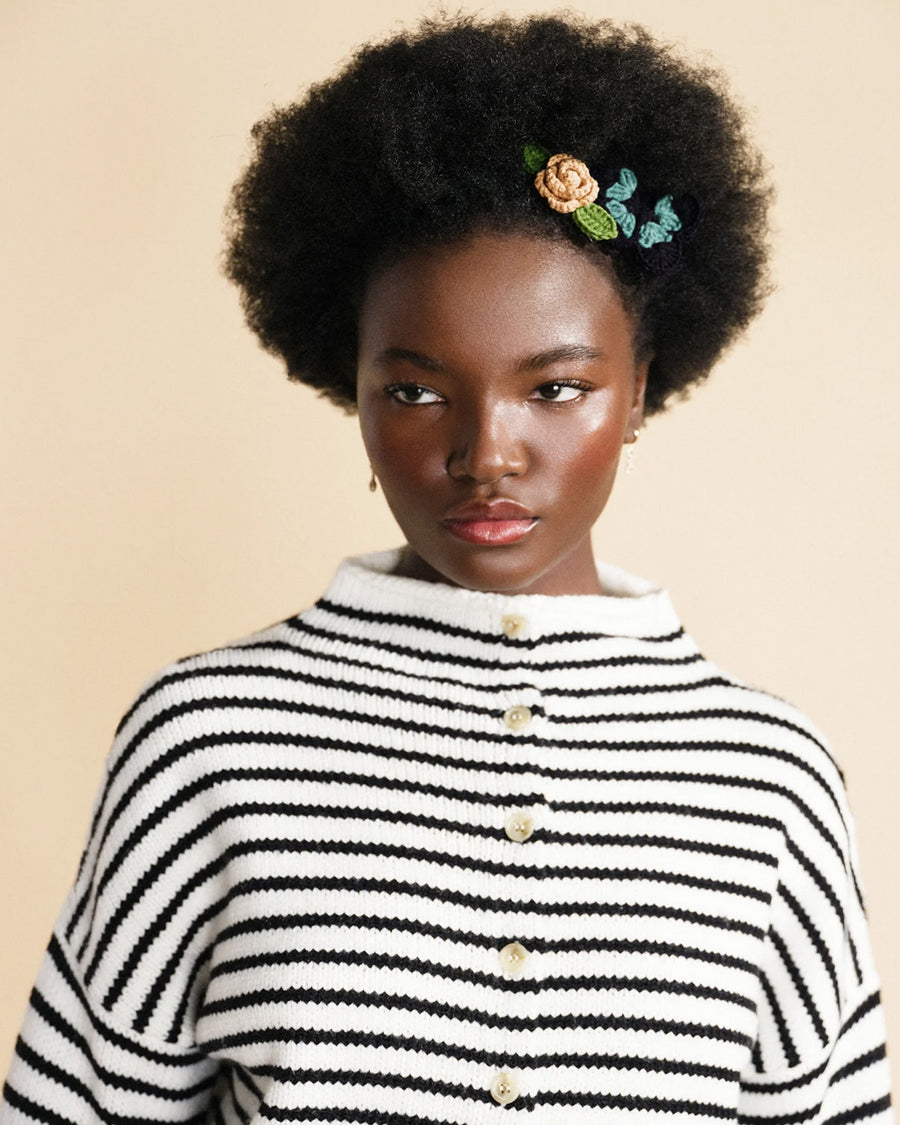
top-left (547, 705), bottom-right (833, 744)
top-left (225, 1066), bottom-right (251, 1125)
top-left (759, 971), bottom-right (800, 1069)
top-left (259, 1108), bottom-right (455, 1125)
top-left (739, 1051), bottom-right (828, 1092)
top-left (848, 929), bottom-right (863, 987)
top-left (751, 1039), bottom-right (763, 1074)
top-left (314, 595), bottom-right (687, 646)
top-left (200, 951), bottom-right (754, 1010)
top-left (768, 927), bottom-right (829, 1046)
top-left (207, 911), bottom-right (759, 971)
top-left (738, 1107), bottom-right (818, 1125)
top-left (255, 1074), bottom-right (735, 1120)
top-left (286, 614), bottom-right (702, 673)
top-left (785, 837), bottom-right (844, 925)
top-left (203, 1028), bottom-right (738, 1080)
top-left (831, 1045), bottom-right (888, 1086)
top-left (850, 864), bottom-right (867, 915)
top-left (555, 796), bottom-right (784, 832)
top-left (543, 673), bottom-right (733, 697)
top-left (2, 1086), bottom-right (77, 1125)
top-left (546, 829), bottom-right (775, 864)
top-left (536, 1089), bottom-right (734, 1116)
top-left (740, 1096), bottom-right (893, 1125)
top-left (841, 989), bottom-right (881, 1036)
top-left (203, 993), bottom-right (753, 1041)
top-left (169, 943), bottom-right (213, 1043)
top-left (821, 1099), bottom-right (893, 1125)
top-left (232, 1065), bottom-right (263, 1101)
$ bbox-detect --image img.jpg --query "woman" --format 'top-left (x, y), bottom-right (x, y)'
top-left (2, 13), bottom-right (891, 1124)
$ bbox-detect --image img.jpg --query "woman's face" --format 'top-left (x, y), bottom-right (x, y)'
top-left (356, 231), bottom-right (648, 596)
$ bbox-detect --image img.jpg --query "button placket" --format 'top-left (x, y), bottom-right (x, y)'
top-left (492, 611), bottom-right (540, 1110)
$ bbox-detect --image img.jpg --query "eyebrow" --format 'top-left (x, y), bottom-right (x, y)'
top-left (372, 347), bottom-right (446, 372)
top-left (515, 344), bottom-right (606, 373)
top-left (371, 343), bottom-right (605, 373)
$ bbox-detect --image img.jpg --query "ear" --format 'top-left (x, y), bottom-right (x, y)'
top-left (626, 360), bottom-right (649, 438)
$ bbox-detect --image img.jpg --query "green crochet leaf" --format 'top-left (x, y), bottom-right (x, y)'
top-left (523, 142), bottom-right (551, 174)
top-left (572, 203), bottom-right (618, 241)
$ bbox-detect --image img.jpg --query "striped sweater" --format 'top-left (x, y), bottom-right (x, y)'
top-left (3, 550), bottom-right (892, 1125)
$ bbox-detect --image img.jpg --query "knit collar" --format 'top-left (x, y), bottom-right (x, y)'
top-left (320, 549), bottom-right (683, 642)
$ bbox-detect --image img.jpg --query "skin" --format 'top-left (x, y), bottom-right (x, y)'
top-left (355, 230), bottom-right (648, 597)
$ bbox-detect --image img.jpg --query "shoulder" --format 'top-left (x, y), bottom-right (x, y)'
top-left (116, 615), bottom-right (306, 727)
top-left (62, 613), bottom-right (319, 967)
top-left (688, 654), bottom-right (855, 857)
top-left (106, 612), bottom-right (322, 779)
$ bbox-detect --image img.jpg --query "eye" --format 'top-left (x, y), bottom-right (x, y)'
top-left (386, 382), bottom-right (444, 405)
top-left (531, 379), bottom-right (592, 403)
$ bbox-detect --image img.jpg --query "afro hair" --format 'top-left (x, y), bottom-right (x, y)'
top-left (224, 13), bottom-right (772, 416)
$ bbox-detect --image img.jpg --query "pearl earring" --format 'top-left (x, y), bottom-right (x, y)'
top-left (369, 468), bottom-right (378, 493)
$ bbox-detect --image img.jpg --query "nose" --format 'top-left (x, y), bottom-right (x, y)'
top-left (446, 401), bottom-right (527, 484)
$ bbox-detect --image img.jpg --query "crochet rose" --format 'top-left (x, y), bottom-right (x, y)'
top-left (534, 154), bottom-right (600, 213)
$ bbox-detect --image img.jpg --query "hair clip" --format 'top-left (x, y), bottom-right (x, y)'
top-left (523, 143), bottom-right (699, 274)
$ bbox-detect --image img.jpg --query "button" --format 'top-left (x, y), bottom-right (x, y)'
top-left (501, 614), bottom-right (526, 639)
top-left (490, 1071), bottom-right (519, 1105)
top-left (504, 811), bottom-right (534, 842)
top-left (503, 705), bottom-right (532, 731)
top-left (499, 941), bottom-right (528, 977)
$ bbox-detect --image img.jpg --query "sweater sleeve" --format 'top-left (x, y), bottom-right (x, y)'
top-left (2, 665), bottom-right (221, 1125)
top-left (1, 930), bottom-right (218, 1125)
top-left (737, 759), bottom-right (893, 1122)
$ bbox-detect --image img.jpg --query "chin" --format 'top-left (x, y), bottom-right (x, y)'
top-left (426, 548), bottom-right (554, 596)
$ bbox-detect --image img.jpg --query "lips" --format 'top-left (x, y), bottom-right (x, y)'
top-left (441, 499), bottom-right (538, 546)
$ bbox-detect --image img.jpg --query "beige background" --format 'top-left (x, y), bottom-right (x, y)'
top-left (1, 0), bottom-right (897, 1079)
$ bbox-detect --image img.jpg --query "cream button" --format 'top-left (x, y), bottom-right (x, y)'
top-left (504, 811), bottom-right (534, 843)
top-left (503, 705), bottom-right (532, 731)
top-left (501, 614), bottom-right (526, 639)
top-left (499, 941), bottom-right (528, 977)
top-left (490, 1071), bottom-right (519, 1105)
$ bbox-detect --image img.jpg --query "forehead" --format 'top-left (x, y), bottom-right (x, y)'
top-left (358, 231), bottom-right (638, 366)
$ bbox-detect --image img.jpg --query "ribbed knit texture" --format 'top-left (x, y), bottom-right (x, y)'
top-left (2, 550), bottom-right (892, 1124)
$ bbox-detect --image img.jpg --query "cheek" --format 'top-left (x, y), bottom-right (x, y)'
top-left (360, 410), bottom-right (440, 484)
top-left (538, 409), bottom-right (625, 491)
